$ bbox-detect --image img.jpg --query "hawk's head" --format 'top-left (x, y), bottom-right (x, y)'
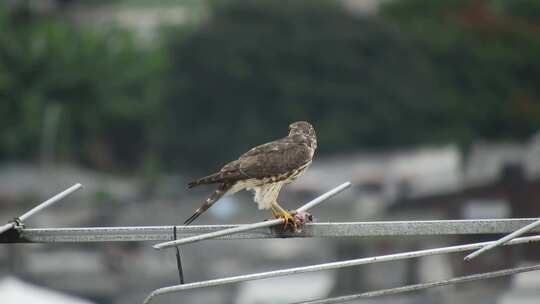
top-left (289, 121), bottom-right (317, 150)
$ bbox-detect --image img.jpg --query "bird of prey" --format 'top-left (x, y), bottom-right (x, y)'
top-left (185, 121), bottom-right (317, 230)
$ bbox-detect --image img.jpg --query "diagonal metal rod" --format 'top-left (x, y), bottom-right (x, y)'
top-left (0, 183), bottom-right (82, 234)
top-left (295, 264), bottom-right (540, 304)
top-left (464, 217), bottom-right (540, 261)
top-left (3, 218), bottom-right (540, 243)
top-left (0, 223), bottom-right (18, 235)
top-left (152, 182), bottom-right (352, 250)
top-left (142, 234), bottom-right (540, 304)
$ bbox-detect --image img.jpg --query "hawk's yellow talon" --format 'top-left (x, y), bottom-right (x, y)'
top-left (271, 205), bottom-right (298, 232)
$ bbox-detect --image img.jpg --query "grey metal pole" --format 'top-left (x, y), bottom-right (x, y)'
top-left (296, 182), bottom-right (352, 213)
top-left (152, 182), bottom-right (352, 249)
top-left (142, 234), bottom-right (540, 304)
top-left (464, 217), bottom-right (540, 261)
top-left (153, 219), bottom-right (282, 249)
top-left (0, 223), bottom-right (15, 235)
top-left (295, 264), bottom-right (540, 304)
top-left (3, 219), bottom-right (540, 243)
top-left (0, 183), bottom-right (82, 234)
top-left (19, 183), bottom-right (82, 222)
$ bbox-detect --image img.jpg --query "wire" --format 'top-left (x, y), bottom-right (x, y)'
top-left (295, 264), bottom-right (540, 304)
top-left (173, 226), bottom-right (184, 284)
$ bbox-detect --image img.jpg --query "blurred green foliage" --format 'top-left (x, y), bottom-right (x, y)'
top-left (1, 0), bottom-right (540, 174)
top-left (0, 5), bottom-right (164, 172)
top-left (160, 0), bottom-right (442, 171)
top-left (381, 0), bottom-right (540, 144)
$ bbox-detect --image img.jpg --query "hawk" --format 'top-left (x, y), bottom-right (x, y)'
top-left (185, 121), bottom-right (317, 229)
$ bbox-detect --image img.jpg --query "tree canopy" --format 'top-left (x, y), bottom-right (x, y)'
top-left (381, 0), bottom-right (540, 144)
top-left (0, 5), bottom-right (163, 171)
top-left (1, 0), bottom-right (540, 174)
top-left (160, 0), bottom-right (442, 171)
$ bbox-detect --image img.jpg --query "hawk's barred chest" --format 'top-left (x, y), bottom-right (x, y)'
top-left (238, 159), bottom-right (312, 210)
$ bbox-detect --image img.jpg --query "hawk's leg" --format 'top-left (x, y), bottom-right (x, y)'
top-left (271, 201), bottom-right (298, 232)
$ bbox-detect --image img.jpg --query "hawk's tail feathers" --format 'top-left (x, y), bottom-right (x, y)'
top-left (184, 183), bottom-right (231, 225)
top-left (187, 172), bottom-right (224, 189)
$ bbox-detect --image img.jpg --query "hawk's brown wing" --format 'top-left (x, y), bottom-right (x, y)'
top-left (184, 136), bottom-right (313, 225)
top-left (220, 136), bottom-right (312, 181)
top-left (188, 137), bottom-right (312, 187)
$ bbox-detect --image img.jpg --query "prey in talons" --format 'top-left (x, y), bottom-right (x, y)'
top-left (271, 208), bottom-right (313, 233)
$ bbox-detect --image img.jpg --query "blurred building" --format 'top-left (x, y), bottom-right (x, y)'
top-left (1, 132), bottom-right (540, 303)
top-left (0, 276), bottom-right (95, 304)
top-left (24, 0), bottom-right (381, 42)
